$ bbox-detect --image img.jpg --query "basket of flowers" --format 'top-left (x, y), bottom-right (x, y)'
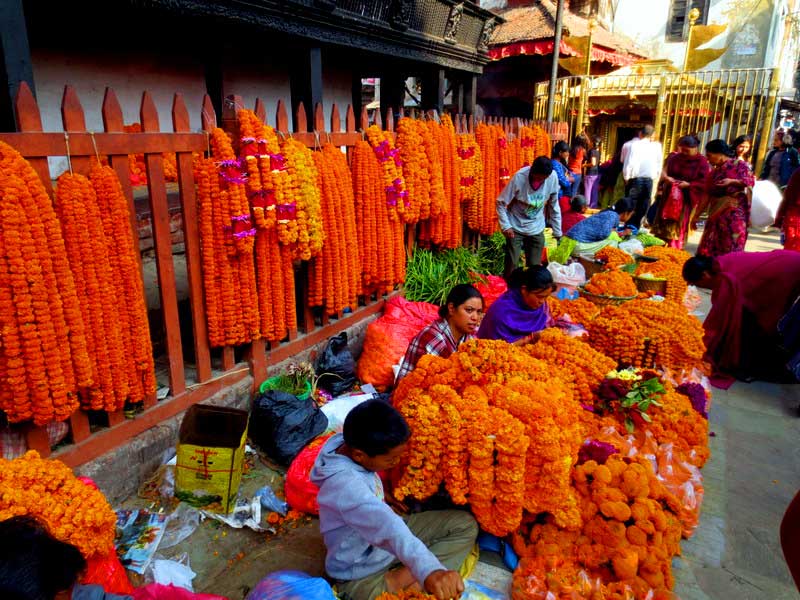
top-left (579, 270), bottom-right (638, 306)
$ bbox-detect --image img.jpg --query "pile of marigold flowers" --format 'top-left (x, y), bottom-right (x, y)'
top-left (584, 270), bottom-right (638, 298)
top-left (635, 255), bottom-right (689, 305)
top-left (546, 297), bottom-right (601, 327)
top-left (0, 451), bottom-right (117, 558)
top-left (595, 246), bottom-right (634, 270)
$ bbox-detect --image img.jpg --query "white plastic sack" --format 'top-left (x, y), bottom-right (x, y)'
top-left (751, 180), bottom-right (782, 229)
top-left (547, 261), bottom-right (586, 287)
top-left (320, 393), bottom-right (372, 433)
top-left (618, 238), bottom-right (644, 256)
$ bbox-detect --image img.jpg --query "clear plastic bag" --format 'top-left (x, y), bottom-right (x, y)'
top-left (245, 570), bottom-right (336, 600)
top-left (255, 485), bottom-right (289, 516)
top-left (159, 504), bottom-right (201, 550)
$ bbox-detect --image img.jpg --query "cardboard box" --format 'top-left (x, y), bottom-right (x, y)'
top-left (174, 404), bottom-right (248, 514)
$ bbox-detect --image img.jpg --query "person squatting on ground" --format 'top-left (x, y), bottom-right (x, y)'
top-left (311, 400), bottom-right (479, 600)
top-left (549, 197), bottom-right (636, 263)
top-left (496, 156), bottom-right (562, 281)
top-left (395, 284), bottom-right (484, 381)
top-left (620, 124), bottom-right (663, 228)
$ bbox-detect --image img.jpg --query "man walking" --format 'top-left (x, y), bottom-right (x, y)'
top-left (621, 125), bottom-right (663, 228)
top-left (497, 156), bottom-right (562, 281)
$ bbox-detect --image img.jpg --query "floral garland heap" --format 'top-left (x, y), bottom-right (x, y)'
top-left (55, 172), bottom-right (130, 412)
top-left (393, 339), bottom-right (585, 535)
top-left (89, 163), bottom-right (156, 403)
top-left (0, 451), bottom-right (117, 558)
top-left (396, 118), bottom-right (430, 223)
top-left (584, 270), bottom-right (638, 298)
top-left (546, 297), bottom-right (601, 328)
top-left (595, 246), bottom-right (634, 270)
top-left (635, 257), bottom-right (689, 304)
top-left (587, 299), bottom-right (706, 374)
top-left (0, 142), bottom-right (92, 425)
top-left (421, 115), bottom-right (462, 249)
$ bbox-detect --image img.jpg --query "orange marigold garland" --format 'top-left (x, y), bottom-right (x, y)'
top-left (0, 451), bottom-right (117, 558)
top-left (636, 259), bottom-right (688, 304)
top-left (281, 138), bottom-right (324, 260)
top-left (425, 115), bottom-right (462, 249)
top-left (210, 128), bottom-right (256, 256)
top-left (456, 133), bottom-right (484, 232)
top-left (89, 163), bottom-right (156, 403)
top-left (0, 142), bottom-right (92, 424)
top-left (365, 125), bottom-right (407, 221)
top-left (396, 118), bottom-right (429, 223)
top-left (55, 173), bottom-right (130, 412)
top-left (476, 123), bottom-right (501, 234)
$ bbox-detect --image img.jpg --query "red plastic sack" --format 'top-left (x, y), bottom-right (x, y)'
top-left (661, 184), bottom-right (684, 221)
top-left (82, 545), bottom-right (134, 595)
top-left (472, 275), bottom-right (507, 310)
top-left (285, 434), bottom-right (333, 515)
top-left (132, 584), bottom-right (227, 600)
top-left (356, 296), bottom-right (439, 389)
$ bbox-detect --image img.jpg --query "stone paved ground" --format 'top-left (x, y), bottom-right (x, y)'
top-left (133, 229), bottom-right (799, 600)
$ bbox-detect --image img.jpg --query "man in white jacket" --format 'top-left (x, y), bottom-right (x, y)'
top-left (621, 124), bottom-right (663, 228)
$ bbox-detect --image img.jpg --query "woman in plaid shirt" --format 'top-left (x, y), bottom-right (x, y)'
top-left (396, 285), bottom-right (484, 382)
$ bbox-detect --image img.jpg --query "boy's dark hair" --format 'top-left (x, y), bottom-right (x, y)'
top-left (612, 197), bottom-right (636, 214)
top-left (529, 156), bottom-right (553, 177)
top-left (438, 283), bottom-right (484, 319)
top-left (570, 195), bottom-right (588, 212)
top-left (0, 516), bottom-right (86, 600)
top-left (682, 255), bottom-right (715, 283)
top-left (343, 400), bottom-right (410, 457)
top-left (705, 139), bottom-right (734, 157)
top-left (509, 265), bottom-right (554, 292)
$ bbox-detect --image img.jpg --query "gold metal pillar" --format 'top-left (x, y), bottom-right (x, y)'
top-left (755, 67), bottom-right (780, 175)
top-left (653, 77), bottom-right (668, 150)
top-left (682, 8), bottom-right (701, 73)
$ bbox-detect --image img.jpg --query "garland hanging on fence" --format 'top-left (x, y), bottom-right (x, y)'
top-left (475, 123), bottom-right (502, 235)
top-left (280, 138), bottom-right (324, 260)
top-left (194, 132), bottom-right (261, 347)
top-left (89, 163), bottom-right (156, 404)
top-left (55, 172), bottom-right (130, 412)
top-left (352, 140), bottom-right (406, 295)
top-left (0, 145), bottom-right (93, 425)
top-left (308, 145), bottom-right (361, 315)
top-left (420, 115), bottom-right (462, 249)
top-left (365, 125), bottom-right (407, 221)
top-left (395, 118), bottom-right (430, 224)
top-left (457, 133), bottom-right (485, 233)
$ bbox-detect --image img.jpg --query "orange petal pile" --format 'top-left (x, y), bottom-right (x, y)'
top-left (595, 246), bottom-right (634, 270)
top-left (0, 451), bottom-right (117, 558)
top-left (584, 270), bottom-right (638, 298)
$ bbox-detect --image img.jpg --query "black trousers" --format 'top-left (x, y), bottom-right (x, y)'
top-left (625, 177), bottom-right (653, 228)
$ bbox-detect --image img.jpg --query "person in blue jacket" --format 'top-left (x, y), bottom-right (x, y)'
top-left (760, 130), bottom-right (800, 188)
top-left (551, 141), bottom-right (576, 197)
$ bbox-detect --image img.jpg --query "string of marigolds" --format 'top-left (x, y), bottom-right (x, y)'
top-left (456, 132), bottom-right (485, 232)
top-left (365, 125), bottom-right (408, 221)
top-left (419, 115), bottom-right (463, 249)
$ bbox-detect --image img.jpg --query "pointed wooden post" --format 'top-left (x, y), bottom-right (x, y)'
top-left (359, 106), bottom-right (369, 132)
top-left (295, 101), bottom-right (308, 133)
top-left (60, 86), bottom-right (91, 174)
top-left (330, 103), bottom-right (341, 134)
top-left (173, 93), bottom-right (212, 384)
top-left (385, 106), bottom-right (394, 132)
top-left (254, 97), bottom-right (267, 124)
top-left (141, 90), bottom-right (185, 397)
top-left (13, 82), bottom-right (52, 193)
top-left (276, 99), bottom-right (289, 135)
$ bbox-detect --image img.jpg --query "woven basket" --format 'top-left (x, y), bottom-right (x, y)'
top-left (579, 287), bottom-right (637, 307)
top-left (578, 254), bottom-right (606, 278)
top-left (634, 275), bottom-right (668, 296)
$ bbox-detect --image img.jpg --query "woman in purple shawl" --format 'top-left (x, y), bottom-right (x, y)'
top-left (478, 266), bottom-right (556, 344)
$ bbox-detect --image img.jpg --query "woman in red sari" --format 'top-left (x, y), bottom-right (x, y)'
top-left (683, 251), bottom-right (800, 381)
top-left (651, 135), bottom-right (710, 249)
top-left (695, 139), bottom-right (755, 257)
top-left (776, 167), bottom-right (800, 251)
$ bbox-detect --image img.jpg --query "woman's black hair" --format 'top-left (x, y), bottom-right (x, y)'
top-left (705, 139), bottom-right (734, 157)
top-left (612, 197), bottom-right (636, 214)
top-left (677, 134), bottom-right (701, 148)
top-left (530, 156), bottom-right (554, 177)
top-left (571, 135), bottom-right (588, 150)
top-left (343, 399), bottom-right (410, 457)
top-left (552, 140), bottom-right (570, 160)
top-left (0, 516), bottom-right (86, 600)
top-left (509, 266), bottom-right (554, 292)
top-left (570, 195), bottom-right (588, 212)
top-left (682, 255), bottom-right (715, 283)
top-left (732, 134), bottom-right (753, 158)
top-left (438, 283), bottom-right (483, 318)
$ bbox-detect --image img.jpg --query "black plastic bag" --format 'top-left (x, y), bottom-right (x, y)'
top-left (250, 390), bottom-right (328, 465)
top-left (315, 332), bottom-right (357, 396)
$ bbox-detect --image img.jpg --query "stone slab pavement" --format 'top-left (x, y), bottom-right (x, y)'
top-left (125, 228), bottom-right (799, 600)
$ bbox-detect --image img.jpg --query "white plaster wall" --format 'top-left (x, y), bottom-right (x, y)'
top-left (32, 47), bottom-right (207, 177)
top-left (221, 59), bottom-right (291, 127)
top-left (323, 61), bottom-right (356, 131)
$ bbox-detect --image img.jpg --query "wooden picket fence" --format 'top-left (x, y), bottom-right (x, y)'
top-left (0, 83), bottom-right (567, 467)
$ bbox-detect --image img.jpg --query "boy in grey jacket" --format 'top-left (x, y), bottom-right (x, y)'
top-left (310, 400), bottom-right (477, 600)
